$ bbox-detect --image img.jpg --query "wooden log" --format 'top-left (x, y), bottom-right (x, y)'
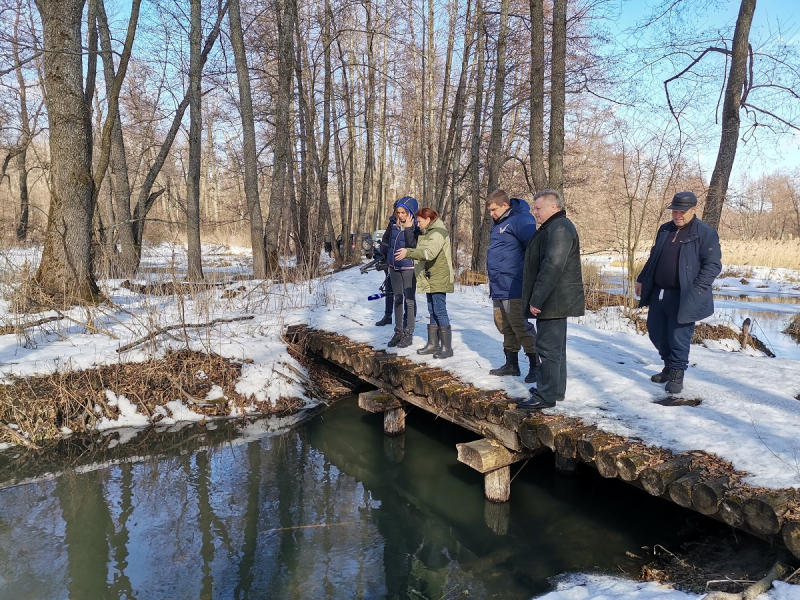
top-left (400, 366), bottom-right (426, 393)
top-left (434, 384), bottom-right (461, 411)
top-left (456, 438), bottom-right (531, 473)
top-left (518, 418), bottom-right (545, 451)
top-left (577, 431), bottom-right (621, 463)
top-left (639, 455), bottom-right (694, 496)
top-left (616, 453), bottom-right (653, 482)
top-left (536, 418), bottom-right (576, 451)
top-left (458, 390), bottom-right (480, 416)
top-left (484, 500), bottom-right (510, 535)
top-left (555, 452), bottom-right (578, 473)
top-left (448, 385), bottom-right (472, 410)
top-left (595, 445), bottom-right (630, 478)
top-left (473, 401), bottom-right (491, 421)
top-left (554, 426), bottom-right (596, 459)
top-left (691, 476), bottom-right (730, 515)
top-left (743, 490), bottom-right (796, 535)
top-left (719, 493), bottom-right (747, 528)
top-left (502, 408), bottom-right (531, 432)
top-left (669, 469), bottom-right (705, 508)
top-left (358, 390), bottom-right (402, 413)
top-left (371, 353), bottom-right (395, 377)
top-left (782, 519), bottom-right (800, 560)
top-left (486, 401), bottom-right (511, 425)
top-left (384, 407), bottom-right (406, 436)
top-left (484, 466), bottom-right (511, 502)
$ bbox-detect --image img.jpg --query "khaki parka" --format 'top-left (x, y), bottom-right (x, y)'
top-left (405, 218), bottom-right (454, 294)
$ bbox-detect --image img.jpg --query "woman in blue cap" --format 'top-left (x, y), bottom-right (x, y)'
top-left (384, 196), bottom-right (419, 348)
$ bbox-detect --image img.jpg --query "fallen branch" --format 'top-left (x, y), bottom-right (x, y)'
top-left (164, 374), bottom-right (226, 408)
top-left (0, 421), bottom-right (38, 449)
top-left (0, 315), bottom-right (64, 335)
top-left (704, 563), bottom-right (788, 600)
top-left (117, 316), bottom-right (255, 353)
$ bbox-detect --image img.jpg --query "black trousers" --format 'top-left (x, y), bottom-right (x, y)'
top-left (531, 317), bottom-right (567, 404)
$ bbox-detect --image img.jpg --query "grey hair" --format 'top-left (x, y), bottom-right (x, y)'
top-left (533, 189), bottom-right (564, 209)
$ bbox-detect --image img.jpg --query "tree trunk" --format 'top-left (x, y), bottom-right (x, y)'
top-left (186, 0), bottom-right (204, 281)
top-left (265, 0), bottom-right (297, 273)
top-left (529, 0), bottom-right (547, 192)
top-left (229, 0), bottom-right (267, 278)
top-left (468, 0), bottom-right (486, 271)
top-left (548, 0), bottom-right (566, 194)
top-left (702, 0), bottom-right (756, 230)
top-left (33, 0), bottom-right (100, 305)
top-left (14, 150), bottom-right (29, 242)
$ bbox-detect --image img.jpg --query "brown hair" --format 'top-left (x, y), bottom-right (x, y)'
top-left (485, 189), bottom-right (510, 208)
top-left (416, 207), bottom-right (439, 220)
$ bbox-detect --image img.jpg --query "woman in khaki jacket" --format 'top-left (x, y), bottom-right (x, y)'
top-left (394, 207), bottom-right (454, 358)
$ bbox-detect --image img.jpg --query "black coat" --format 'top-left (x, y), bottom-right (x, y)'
top-left (636, 216), bottom-right (722, 324)
top-left (521, 210), bottom-right (585, 319)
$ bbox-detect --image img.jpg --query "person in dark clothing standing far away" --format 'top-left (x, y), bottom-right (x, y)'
top-left (518, 189), bottom-right (585, 410)
top-left (385, 196), bottom-right (420, 349)
top-left (485, 189), bottom-right (539, 382)
top-left (634, 192), bottom-right (722, 395)
top-left (395, 207), bottom-right (455, 359)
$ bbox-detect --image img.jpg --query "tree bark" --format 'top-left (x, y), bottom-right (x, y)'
top-left (33, 0), bottom-right (100, 305)
top-left (229, 0), bottom-right (267, 278)
top-left (468, 0), bottom-right (486, 271)
top-left (265, 0), bottom-right (297, 273)
top-left (548, 0), bottom-right (566, 194)
top-left (702, 0), bottom-right (756, 230)
top-left (528, 0), bottom-right (547, 192)
top-left (186, 0), bottom-right (204, 281)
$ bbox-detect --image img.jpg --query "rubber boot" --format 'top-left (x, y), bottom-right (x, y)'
top-left (417, 324), bottom-right (439, 355)
top-left (650, 361), bottom-right (670, 383)
top-left (375, 314), bottom-right (392, 326)
top-left (397, 328), bottom-right (414, 348)
top-left (433, 326), bottom-right (453, 359)
top-left (387, 327), bottom-right (403, 347)
top-left (665, 369), bottom-right (684, 394)
top-left (489, 350), bottom-right (520, 376)
top-left (524, 352), bottom-right (538, 383)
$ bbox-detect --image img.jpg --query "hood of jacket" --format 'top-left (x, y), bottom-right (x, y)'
top-left (394, 196), bottom-right (419, 217)
top-left (494, 197), bottom-right (531, 224)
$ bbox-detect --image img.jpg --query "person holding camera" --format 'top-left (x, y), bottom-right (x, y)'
top-left (394, 207), bottom-right (454, 359)
top-left (385, 196), bottom-right (420, 348)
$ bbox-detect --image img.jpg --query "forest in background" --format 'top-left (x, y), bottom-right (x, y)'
top-left (0, 0), bottom-right (799, 306)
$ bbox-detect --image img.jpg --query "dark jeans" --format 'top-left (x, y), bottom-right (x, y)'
top-left (426, 293), bottom-right (450, 327)
top-left (532, 317), bottom-right (567, 405)
top-left (382, 272), bottom-right (415, 327)
top-left (390, 268), bottom-right (416, 333)
top-left (646, 288), bottom-right (695, 371)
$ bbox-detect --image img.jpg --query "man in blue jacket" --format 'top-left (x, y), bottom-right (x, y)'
top-left (486, 189), bottom-right (539, 382)
top-left (635, 192), bottom-right (722, 394)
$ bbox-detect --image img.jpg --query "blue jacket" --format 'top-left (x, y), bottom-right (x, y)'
top-left (637, 217), bottom-right (722, 324)
top-left (487, 198), bottom-right (537, 299)
top-left (386, 196), bottom-right (419, 270)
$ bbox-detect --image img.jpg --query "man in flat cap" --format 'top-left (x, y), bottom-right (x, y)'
top-left (635, 192), bottom-right (722, 394)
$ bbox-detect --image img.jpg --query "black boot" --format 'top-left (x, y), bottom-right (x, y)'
top-left (489, 350), bottom-right (520, 376)
top-left (397, 329), bottom-right (414, 348)
top-left (650, 361), bottom-right (670, 383)
top-left (387, 328), bottom-right (403, 347)
top-left (433, 326), bottom-right (453, 359)
top-left (375, 314), bottom-right (392, 326)
top-left (524, 352), bottom-right (538, 383)
top-left (665, 369), bottom-right (684, 394)
top-left (417, 325), bottom-right (439, 355)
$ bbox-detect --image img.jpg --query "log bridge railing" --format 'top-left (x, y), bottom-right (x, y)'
top-left (285, 325), bottom-right (800, 559)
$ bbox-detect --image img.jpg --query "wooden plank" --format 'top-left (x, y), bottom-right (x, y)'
top-left (485, 466), bottom-right (511, 502)
top-left (358, 390), bottom-right (402, 413)
top-left (384, 407), bottom-right (406, 435)
top-left (456, 438), bottom-right (532, 474)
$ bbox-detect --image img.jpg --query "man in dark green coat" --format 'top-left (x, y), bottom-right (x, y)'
top-left (518, 189), bottom-right (585, 409)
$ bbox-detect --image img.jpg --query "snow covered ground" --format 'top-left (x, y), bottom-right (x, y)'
top-left (1, 242), bottom-right (799, 598)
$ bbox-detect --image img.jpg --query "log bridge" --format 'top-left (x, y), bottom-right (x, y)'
top-left (286, 325), bottom-right (800, 558)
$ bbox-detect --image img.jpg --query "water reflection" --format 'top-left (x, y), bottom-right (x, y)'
top-left (0, 399), bottom-right (777, 599)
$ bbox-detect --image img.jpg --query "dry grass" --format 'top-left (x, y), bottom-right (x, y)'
top-left (784, 313), bottom-right (800, 342)
top-left (720, 239), bottom-right (800, 272)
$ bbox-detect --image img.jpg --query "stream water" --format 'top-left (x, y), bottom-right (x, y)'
top-left (0, 397), bottom-right (786, 599)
